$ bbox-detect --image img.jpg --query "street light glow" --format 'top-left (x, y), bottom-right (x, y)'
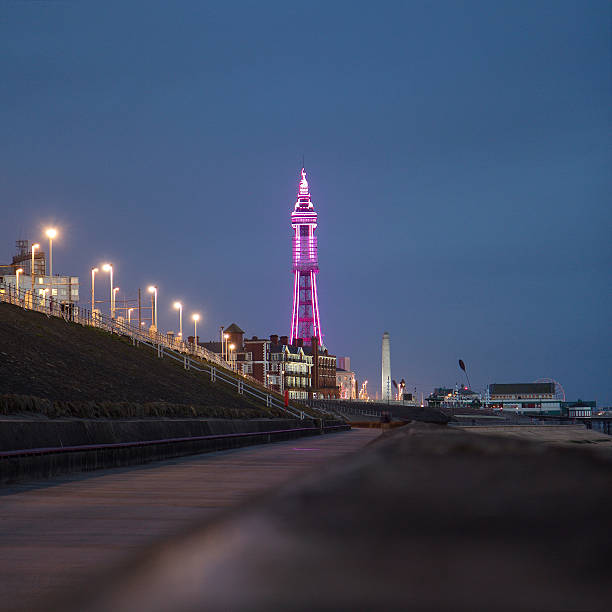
top-left (102, 263), bottom-right (112, 272)
top-left (192, 314), bottom-right (200, 321)
top-left (148, 286), bottom-right (156, 293)
top-left (45, 228), bottom-right (57, 239)
top-left (173, 301), bottom-right (182, 309)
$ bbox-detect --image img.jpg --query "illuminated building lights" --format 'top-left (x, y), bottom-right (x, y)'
top-left (289, 168), bottom-right (322, 345)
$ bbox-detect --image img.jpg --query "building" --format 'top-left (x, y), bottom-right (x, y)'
top-left (488, 382), bottom-right (561, 415)
top-left (268, 339), bottom-right (312, 400)
top-left (201, 323), bottom-right (338, 399)
top-left (563, 400), bottom-right (596, 418)
top-left (427, 386), bottom-right (480, 408)
top-left (290, 168), bottom-right (323, 346)
top-left (0, 241), bottom-right (79, 305)
top-left (336, 356), bottom-right (357, 400)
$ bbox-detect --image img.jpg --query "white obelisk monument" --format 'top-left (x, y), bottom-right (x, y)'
top-left (381, 331), bottom-right (392, 401)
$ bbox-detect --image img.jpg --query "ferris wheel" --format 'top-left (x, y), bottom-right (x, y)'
top-left (535, 378), bottom-right (566, 401)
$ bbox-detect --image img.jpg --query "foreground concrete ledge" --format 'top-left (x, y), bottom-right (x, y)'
top-left (49, 423), bottom-right (612, 612)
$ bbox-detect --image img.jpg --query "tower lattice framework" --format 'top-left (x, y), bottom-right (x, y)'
top-left (290, 168), bottom-right (322, 345)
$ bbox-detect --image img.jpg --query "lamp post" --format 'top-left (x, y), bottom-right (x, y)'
top-left (173, 302), bottom-right (183, 339)
top-left (128, 307), bottom-right (134, 327)
top-left (192, 314), bottom-right (200, 348)
top-left (15, 268), bottom-right (23, 293)
top-left (91, 267), bottom-right (98, 314)
top-left (31, 243), bottom-right (40, 291)
top-left (102, 264), bottom-right (114, 318)
top-left (148, 286), bottom-right (158, 329)
top-left (113, 287), bottom-right (120, 319)
top-left (224, 333), bottom-right (229, 361)
top-left (45, 228), bottom-right (57, 277)
top-left (229, 343), bottom-right (235, 370)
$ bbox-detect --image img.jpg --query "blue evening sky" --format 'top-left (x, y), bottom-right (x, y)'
top-left (1, 1), bottom-right (610, 404)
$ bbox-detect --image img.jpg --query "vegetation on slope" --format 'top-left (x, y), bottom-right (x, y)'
top-left (0, 303), bottom-right (280, 419)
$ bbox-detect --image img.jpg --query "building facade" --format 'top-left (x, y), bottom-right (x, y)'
top-left (0, 240), bottom-right (79, 305)
top-left (488, 382), bottom-right (561, 415)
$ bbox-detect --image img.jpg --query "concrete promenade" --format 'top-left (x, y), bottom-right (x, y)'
top-left (0, 428), bottom-right (379, 612)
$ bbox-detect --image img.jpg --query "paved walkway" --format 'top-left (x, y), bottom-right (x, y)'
top-left (0, 428), bottom-right (379, 612)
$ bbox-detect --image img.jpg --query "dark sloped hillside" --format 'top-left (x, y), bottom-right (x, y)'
top-left (0, 303), bottom-right (270, 416)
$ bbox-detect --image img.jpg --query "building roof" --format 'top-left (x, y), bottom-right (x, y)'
top-left (489, 383), bottom-right (555, 395)
top-left (224, 323), bottom-right (244, 334)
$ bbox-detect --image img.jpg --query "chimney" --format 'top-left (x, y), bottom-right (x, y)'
top-left (280, 335), bottom-right (288, 345)
top-left (270, 334), bottom-right (279, 344)
top-left (297, 338), bottom-right (304, 348)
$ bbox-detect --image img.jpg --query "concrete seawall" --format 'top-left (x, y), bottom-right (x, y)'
top-left (0, 418), bottom-right (349, 484)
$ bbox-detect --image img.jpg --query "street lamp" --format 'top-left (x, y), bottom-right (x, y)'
top-left (224, 333), bottom-right (229, 361)
top-left (91, 267), bottom-right (98, 314)
top-left (31, 243), bottom-right (40, 288)
top-left (15, 268), bottom-right (23, 293)
top-left (173, 302), bottom-right (183, 339)
top-left (128, 307), bottom-right (134, 327)
top-left (148, 286), bottom-right (158, 329)
top-left (192, 314), bottom-right (200, 347)
top-left (229, 343), bottom-right (235, 369)
top-left (102, 263), bottom-right (114, 318)
top-left (45, 228), bottom-right (57, 278)
top-left (113, 287), bottom-right (120, 318)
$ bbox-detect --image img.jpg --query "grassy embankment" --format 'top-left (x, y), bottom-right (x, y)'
top-left (0, 302), bottom-right (286, 420)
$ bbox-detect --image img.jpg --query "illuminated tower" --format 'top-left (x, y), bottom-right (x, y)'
top-left (290, 168), bottom-right (322, 345)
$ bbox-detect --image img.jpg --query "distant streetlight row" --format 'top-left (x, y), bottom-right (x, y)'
top-left (90, 274), bottom-right (200, 342)
top-left (21, 227), bottom-right (204, 348)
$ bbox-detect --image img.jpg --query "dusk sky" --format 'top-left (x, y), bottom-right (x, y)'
top-left (1, 1), bottom-right (610, 404)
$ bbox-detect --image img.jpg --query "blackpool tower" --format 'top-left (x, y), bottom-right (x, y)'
top-left (290, 168), bottom-right (322, 346)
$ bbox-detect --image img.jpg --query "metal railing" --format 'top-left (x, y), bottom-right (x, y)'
top-left (0, 284), bottom-right (307, 419)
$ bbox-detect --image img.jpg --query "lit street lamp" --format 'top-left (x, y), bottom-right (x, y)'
top-left (102, 263), bottom-right (114, 318)
top-left (224, 333), bottom-right (229, 361)
top-left (113, 287), bottom-right (120, 318)
top-left (31, 243), bottom-right (40, 289)
top-left (229, 343), bottom-right (235, 369)
top-left (173, 302), bottom-right (183, 339)
top-left (192, 314), bottom-right (200, 347)
top-left (91, 267), bottom-right (98, 314)
top-left (45, 228), bottom-right (57, 277)
top-left (128, 307), bottom-right (134, 327)
top-left (15, 268), bottom-right (23, 293)
top-left (148, 286), bottom-right (158, 329)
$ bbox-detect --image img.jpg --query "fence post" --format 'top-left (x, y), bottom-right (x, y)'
top-left (211, 367), bottom-right (215, 382)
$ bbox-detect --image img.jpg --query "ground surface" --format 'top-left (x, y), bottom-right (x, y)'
top-left (459, 424), bottom-right (612, 454)
top-left (42, 422), bottom-right (612, 612)
top-left (0, 428), bottom-right (378, 612)
top-left (0, 302), bottom-right (267, 416)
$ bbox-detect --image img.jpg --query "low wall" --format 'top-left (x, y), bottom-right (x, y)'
top-left (0, 418), bottom-right (349, 485)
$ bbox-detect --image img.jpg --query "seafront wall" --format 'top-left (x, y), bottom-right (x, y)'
top-left (0, 418), bottom-right (349, 484)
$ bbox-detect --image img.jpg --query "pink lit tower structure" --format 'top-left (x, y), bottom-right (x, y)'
top-left (290, 168), bottom-right (322, 346)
